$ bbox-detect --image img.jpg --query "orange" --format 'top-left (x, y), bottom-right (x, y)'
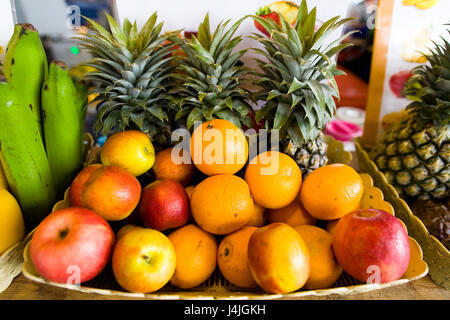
top-left (326, 219), bottom-right (340, 236)
top-left (245, 151), bottom-right (302, 209)
top-left (190, 175), bottom-right (254, 235)
top-left (267, 198), bottom-right (316, 227)
top-left (248, 223), bottom-right (310, 294)
top-left (168, 224), bottom-right (217, 289)
top-left (185, 185), bottom-right (195, 200)
top-left (245, 202), bottom-right (267, 227)
top-left (294, 225), bottom-right (343, 289)
top-left (218, 226), bottom-right (258, 288)
top-left (152, 148), bottom-right (194, 186)
top-left (299, 164), bottom-right (363, 220)
top-left (190, 119), bottom-right (248, 176)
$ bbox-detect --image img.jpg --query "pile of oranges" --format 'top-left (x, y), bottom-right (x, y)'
top-left (148, 119), bottom-right (365, 294)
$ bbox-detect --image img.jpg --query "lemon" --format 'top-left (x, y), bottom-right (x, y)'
top-left (0, 188), bottom-right (25, 255)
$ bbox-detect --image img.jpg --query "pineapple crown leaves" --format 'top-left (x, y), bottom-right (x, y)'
top-left (251, 0), bottom-right (356, 146)
top-left (170, 13), bottom-right (254, 129)
top-left (77, 12), bottom-right (181, 137)
top-left (403, 29), bottom-right (450, 129)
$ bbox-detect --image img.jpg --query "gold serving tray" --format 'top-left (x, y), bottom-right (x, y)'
top-left (19, 173), bottom-right (428, 300)
top-left (355, 138), bottom-right (449, 289)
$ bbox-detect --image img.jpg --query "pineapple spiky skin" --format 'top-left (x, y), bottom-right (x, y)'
top-left (252, 0), bottom-right (355, 177)
top-left (372, 30), bottom-right (450, 200)
top-left (372, 119), bottom-right (449, 200)
top-left (282, 131), bottom-right (328, 177)
top-left (77, 13), bottom-right (180, 151)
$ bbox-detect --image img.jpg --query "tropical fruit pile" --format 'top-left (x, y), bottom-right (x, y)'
top-left (1, 1), bottom-right (415, 295)
top-left (29, 120), bottom-right (411, 294)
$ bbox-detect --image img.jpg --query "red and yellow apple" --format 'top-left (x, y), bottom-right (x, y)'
top-left (100, 130), bottom-right (155, 177)
top-left (30, 207), bottom-right (115, 284)
top-left (138, 179), bottom-right (190, 231)
top-left (81, 166), bottom-right (142, 221)
top-left (68, 164), bottom-right (103, 206)
top-left (112, 225), bottom-right (176, 293)
top-left (332, 209), bottom-right (410, 284)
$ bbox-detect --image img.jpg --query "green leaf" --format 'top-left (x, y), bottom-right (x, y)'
top-left (215, 109), bottom-right (241, 127)
top-left (130, 112), bottom-right (145, 128)
top-left (273, 102), bottom-right (291, 130)
top-left (187, 108), bottom-right (204, 129)
top-left (303, 7), bottom-right (316, 38)
top-left (287, 120), bottom-right (304, 147)
top-left (122, 19), bottom-right (132, 36)
top-left (198, 13), bottom-right (212, 50)
top-left (148, 105), bottom-right (167, 121)
top-left (255, 101), bottom-right (277, 122)
top-left (83, 15), bottom-right (114, 44)
top-left (296, 0), bottom-right (309, 33)
top-left (288, 77), bottom-right (306, 94)
top-left (105, 12), bottom-right (127, 46)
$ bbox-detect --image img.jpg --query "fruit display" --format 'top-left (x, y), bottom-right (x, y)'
top-left (0, 1), bottom-right (432, 299)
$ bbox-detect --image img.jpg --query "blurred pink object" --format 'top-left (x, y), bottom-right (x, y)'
top-left (325, 120), bottom-right (363, 142)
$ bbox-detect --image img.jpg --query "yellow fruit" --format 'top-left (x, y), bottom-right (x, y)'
top-left (245, 151), bottom-right (302, 209)
top-left (268, 1), bottom-right (299, 24)
top-left (245, 202), bottom-right (267, 227)
top-left (190, 175), bottom-right (254, 235)
top-left (299, 164), bottom-right (364, 220)
top-left (218, 226), bottom-right (258, 288)
top-left (100, 130), bottom-right (155, 176)
top-left (168, 224), bottom-right (217, 289)
top-left (190, 119), bottom-right (248, 176)
top-left (267, 198), bottom-right (316, 227)
top-left (0, 188), bottom-right (25, 255)
top-left (294, 225), bottom-right (343, 289)
top-left (416, 0), bottom-right (439, 10)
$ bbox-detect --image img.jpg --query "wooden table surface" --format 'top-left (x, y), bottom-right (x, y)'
top-left (1, 274), bottom-right (448, 300)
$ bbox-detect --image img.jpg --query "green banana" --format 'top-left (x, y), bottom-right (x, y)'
top-left (4, 24), bottom-right (48, 135)
top-left (42, 61), bottom-right (86, 198)
top-left (0, 79), bottom-right (55, 231)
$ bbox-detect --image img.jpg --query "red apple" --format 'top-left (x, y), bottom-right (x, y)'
top-left (68, 164), bottom-right (103, 206)
top-left (332, 209), bottom-right (410, 284)
top-left (138, 179), bottom-right (190, 231)
top-left (81, 165), bottom-right (142, 221)
top-left (30, 207), bottom-right (115, 284)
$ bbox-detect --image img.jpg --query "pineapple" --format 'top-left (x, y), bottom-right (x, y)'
top-left (172, 13), bottom-right (254, 130)
top-left (78, 13), bottom-right (179, 150)
top-left (371, 33), bottom-right (450, 200)
top-left (252, 0), bottom-right (354, 177)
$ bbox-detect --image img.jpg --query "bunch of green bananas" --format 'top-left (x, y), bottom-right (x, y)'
top-left (0, 24), bottom-right (87, 231)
